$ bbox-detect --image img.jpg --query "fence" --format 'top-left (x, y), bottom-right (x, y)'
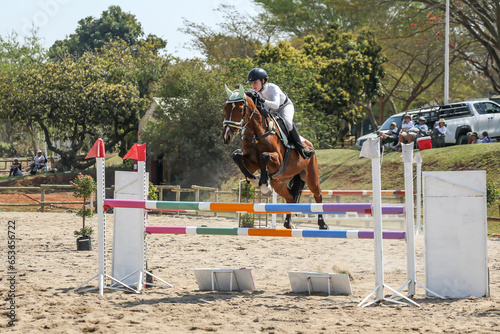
top-left (0, 184), bottom-right (237, 213)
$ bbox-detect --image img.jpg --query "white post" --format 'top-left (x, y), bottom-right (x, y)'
top-left (444, 0), bottom-right (450, 104)
top-left (138, 160), bottom-right (147, 290)
top-left (402, 143), bottom-right (416, 296)
top-left (415, 154), bottom-right (423, 234)
top-left (371, 148), bottom-right (384, 300)
top-left (97, 157), bottom-right (106, 295)
top-left (271, 190), bottom-right (277, 229)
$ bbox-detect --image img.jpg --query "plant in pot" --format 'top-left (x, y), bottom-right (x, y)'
top-left (72, 173), bottom-right (97, 251)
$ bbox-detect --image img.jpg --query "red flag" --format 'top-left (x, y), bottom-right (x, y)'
top-left (85, 138), bottom-right (106, 159)
top-left (123, 143), bottom-right (147, 161)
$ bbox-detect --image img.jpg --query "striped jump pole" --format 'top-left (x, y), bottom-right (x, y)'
top-left (145, 226), bottom-right (406, 239)
top-left (103, 199), bottom-right (405, 215)
top-left (302, 190), bottom-right (406, 196)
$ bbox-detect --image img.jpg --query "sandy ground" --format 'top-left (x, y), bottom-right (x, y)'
top-left (0, 211), bottom-right (499, 333)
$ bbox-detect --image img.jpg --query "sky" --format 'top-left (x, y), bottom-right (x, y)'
top-left (0, 0), bottom-right (259, 59)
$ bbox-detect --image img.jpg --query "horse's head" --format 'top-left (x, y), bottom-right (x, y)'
top-left (222, 84), bottom-right (253, 145)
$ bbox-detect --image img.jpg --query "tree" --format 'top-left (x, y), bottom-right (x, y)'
top-left (141, 60), bottom-right (235, 186)
top-left (414, 0), bottom-right (500, 93)
top-left (0, 29), bottom-right (47, 155)
top-left (302, 25), bottom-right (386, 142)
top-left (180, 4), bottom-right (271, 63)
top-left (48, 5), bottom-right (165, 59)
top-left (0, 40), bottom-right (167, 171)
top-left (254, 0), bottom-right (368, 36)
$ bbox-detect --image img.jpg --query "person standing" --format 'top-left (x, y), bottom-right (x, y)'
top-left (432, 118), bottom-right (446, 147)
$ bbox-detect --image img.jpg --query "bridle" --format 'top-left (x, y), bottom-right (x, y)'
top-left (223, 97), bottom-right (257, 135)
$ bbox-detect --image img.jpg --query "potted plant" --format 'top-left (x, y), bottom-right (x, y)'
top-left (72, 173), bottom-right (97, 251)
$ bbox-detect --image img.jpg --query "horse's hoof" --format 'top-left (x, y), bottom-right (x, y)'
top-left (284, 223), bottom-right (292, 229)
top-left (249, 178), bottom-right (260, 188)
top-left (319, 224), bottom-right (329, 230)
top-left (260, 184), bottom-right (273, 196)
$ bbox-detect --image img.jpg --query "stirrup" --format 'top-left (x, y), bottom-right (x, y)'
top-left (298, 148), bottom-right (315, 159)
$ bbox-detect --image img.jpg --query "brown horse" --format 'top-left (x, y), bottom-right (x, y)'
top-left (222, 85), bottom-right (328, 230)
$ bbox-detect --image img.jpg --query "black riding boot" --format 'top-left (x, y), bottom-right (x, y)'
top-left (289, 125), bottom-right (315, 159)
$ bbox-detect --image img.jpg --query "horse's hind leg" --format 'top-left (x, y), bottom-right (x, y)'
top-left (304, 157), bottom-right (328, 230)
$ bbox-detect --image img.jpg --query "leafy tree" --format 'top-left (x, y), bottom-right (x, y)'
top-left (254, 0), bottom-right (368, 36)
top-left (0, 40), bottom-right (166, 171)
top-left (72, 173), bottom-right (97, 238)
top-left (414, 0), bottom-right (500, 93)
top-left (180, 4), bottom-right (270, 63)
top-left (48, 5), bottom-right (165, 59)
top-left (141, 60), bottom-right (234, 186)
top-left (302, 25), bottom-right (386, 142)
top-left (0, 29), bottom-right (46, 153)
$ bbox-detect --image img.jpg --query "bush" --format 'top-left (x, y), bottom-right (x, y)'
top-left (71, 173), bottom-right (97, 237)
top-left (487, 181), bottom-right (500, 208)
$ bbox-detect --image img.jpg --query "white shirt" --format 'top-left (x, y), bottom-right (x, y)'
top-left (34, 154), bottom-right (45, 164)
top-left (401, 121), bottom-right (414, 132)
top-left (436, 125), bottom-right (446, 135)
top-left (258, 83), bottom-right (288, 110)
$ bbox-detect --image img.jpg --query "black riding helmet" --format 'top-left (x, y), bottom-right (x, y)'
top-left (247, 68), bottom-right (268, 83)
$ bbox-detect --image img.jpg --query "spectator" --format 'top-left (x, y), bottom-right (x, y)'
top-left (467, 131), bottom-right (473, 144)
top-left (432, 118), bottom-right (446, 148)
top-left (392, 114), bottom-right (414, 150)
top-left (30, 150), bottom-right (46, 175)
top-left (66, 135), bottom-right (73, 149)
top-left (378, 122), bottom-right (398, 145)
top-left (481, 131), bottom-right (492, 143)
top-left (469, 132), bottom-right (480, 144)
top-left (400, 116), bottom-right (428, 146)
top-left (9, 158), bottom-right (23, 177)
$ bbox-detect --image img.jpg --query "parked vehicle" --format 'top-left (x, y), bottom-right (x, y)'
top-left (355, 99), bottom-right (500, 149)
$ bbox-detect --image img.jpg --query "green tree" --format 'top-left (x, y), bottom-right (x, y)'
top-left (254, 0), bottom-right (367, 36)
top-left (181, 4), bottom-right (269, 64)
top-left (414, 0), bottom-right (500, 93)
top-left (72, 173), bottom-right (97, 238)
top-left (0, 29), bottom-right (46, 153)
top-left (141, 60), bottom-right (234, 186)
top-left (0, 40), bottom-right (166, 171)
top-left (48, 5), bottom-right (165, 59)
top-left (302, 25), bottom-right (386, 142)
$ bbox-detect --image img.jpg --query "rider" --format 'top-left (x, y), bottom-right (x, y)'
top-left (247, 67), bottom-right (315, 159)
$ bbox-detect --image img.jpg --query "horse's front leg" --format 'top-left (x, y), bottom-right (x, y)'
top-left (259, 152), bottom-right (281, 196)
top-left (232, 149), bottom-right (260, 188)
top-left (259, 152), bottom-right (272, 195)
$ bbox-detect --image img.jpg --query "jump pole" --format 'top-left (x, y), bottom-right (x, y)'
top-left (388, 144), bottom-right (444, 302)
top-left (358, 138), bottom-right (418, 307)
top-left (103, 199), bottom-right (405, 215)
top-left (415, 154), bottom-right (423, 234)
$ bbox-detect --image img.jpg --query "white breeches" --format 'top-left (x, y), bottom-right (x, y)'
top-left (277, 102), bottom-right (294, 131)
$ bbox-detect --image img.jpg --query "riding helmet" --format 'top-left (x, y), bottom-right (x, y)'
top-left (247, 68), bottom-right (268, 83)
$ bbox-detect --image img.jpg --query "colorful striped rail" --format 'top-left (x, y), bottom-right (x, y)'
top-left (302, 190), bottom-right (406, 196)
top-left (104, 199), bottom-right (405, 215)
top-left (145, 226), bottom-right (407, 239)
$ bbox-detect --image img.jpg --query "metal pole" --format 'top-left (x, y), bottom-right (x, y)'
top-left (444, 0), bottom-right (450, 104)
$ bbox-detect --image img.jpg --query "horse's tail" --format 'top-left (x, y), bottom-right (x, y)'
top-left (288, 174), bottom-right (305, 203)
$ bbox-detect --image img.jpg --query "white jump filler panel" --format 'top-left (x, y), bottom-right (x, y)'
top-left (111, 171), bottom-right (148, 289)
top-left (423, 171), bottom-right (489, 298)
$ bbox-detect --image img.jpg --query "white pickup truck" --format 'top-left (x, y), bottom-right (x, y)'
top-left (355, 99), bottom-right (500, 148)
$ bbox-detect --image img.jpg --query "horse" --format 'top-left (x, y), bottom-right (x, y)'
top-left (222, 85), bottom-right (328, 230)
